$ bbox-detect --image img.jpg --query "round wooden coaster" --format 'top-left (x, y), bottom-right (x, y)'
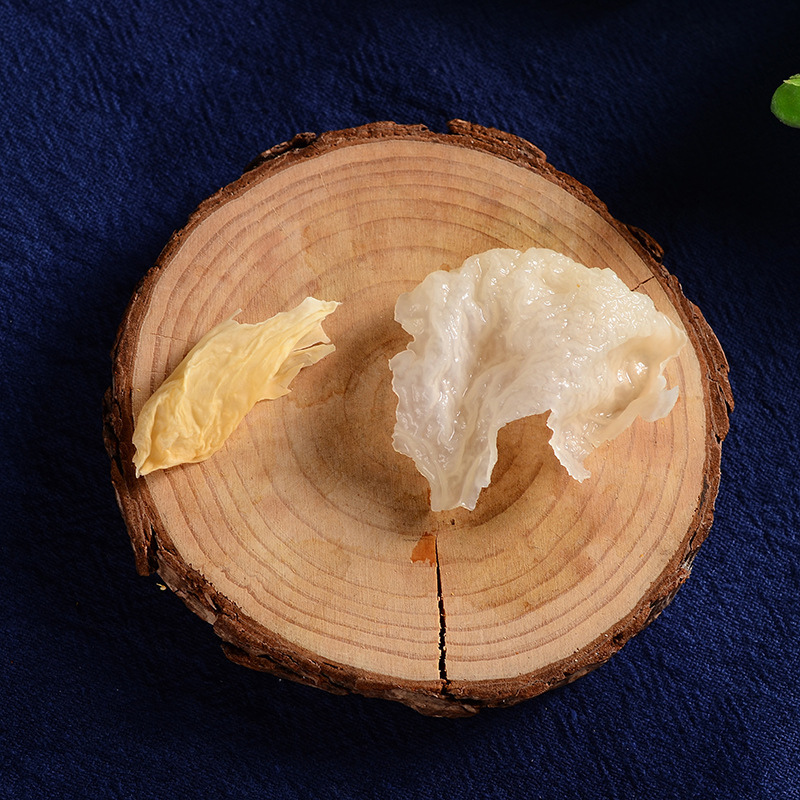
top-left (104, 121), bottom-right (732, 716)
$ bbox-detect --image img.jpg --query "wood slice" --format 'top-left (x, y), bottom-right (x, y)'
top-left (103, 120), bottom-right (732, 717)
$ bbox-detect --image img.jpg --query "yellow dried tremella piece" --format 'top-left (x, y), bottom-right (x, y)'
top-left (389, 248), bottom-right (687, 512)
top-left (132, 296), bottom-right (339, 477)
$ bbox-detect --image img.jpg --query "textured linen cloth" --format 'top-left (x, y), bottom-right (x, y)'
top-left (2, 1), bottom-right (799, 798)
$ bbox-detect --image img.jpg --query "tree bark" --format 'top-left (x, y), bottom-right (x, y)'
top-left (103, 120), bottom-right (732, 717)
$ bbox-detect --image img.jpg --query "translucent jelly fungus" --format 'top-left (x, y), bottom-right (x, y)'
top-left (389, 248), bottom-right (687, 511)
top-left (132, 297), bottom-right (339, 476)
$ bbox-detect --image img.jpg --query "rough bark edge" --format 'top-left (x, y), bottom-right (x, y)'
top-left (103, 120), bottom-right (732, 717)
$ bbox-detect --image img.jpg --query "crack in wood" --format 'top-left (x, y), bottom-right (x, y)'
top-left (434, 536), bottom-right (448, 685)
top-left (632, 275), bottom-right (656, 291)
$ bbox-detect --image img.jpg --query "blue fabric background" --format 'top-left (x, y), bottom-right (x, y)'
top-left (2, 1), bottom-right (798, 798)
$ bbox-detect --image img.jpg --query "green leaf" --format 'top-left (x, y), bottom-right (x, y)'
top-left (771, 74), bottom-right (800, 128)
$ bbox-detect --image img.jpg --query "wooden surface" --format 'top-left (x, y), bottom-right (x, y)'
top-left (103, 121), bottom-right (732, 716)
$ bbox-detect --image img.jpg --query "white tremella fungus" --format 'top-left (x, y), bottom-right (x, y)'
top-left (389, 247), bottom-right (687, 512)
